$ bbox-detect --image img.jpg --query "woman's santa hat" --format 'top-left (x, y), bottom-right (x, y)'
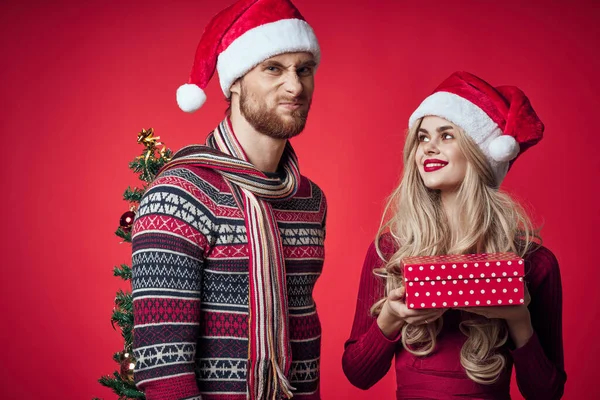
top-left (177, 0), bottom-right (321, 113)
top-left (409, 71), bottom-right (544, 184)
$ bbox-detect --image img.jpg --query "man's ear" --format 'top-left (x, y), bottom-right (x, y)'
top-left (229, 79), bottom-right (241, 96)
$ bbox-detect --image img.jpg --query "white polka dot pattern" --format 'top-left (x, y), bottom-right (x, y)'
top-left (401, 252), bottom-right (525, 309)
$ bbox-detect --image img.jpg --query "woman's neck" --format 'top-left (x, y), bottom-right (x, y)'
top-left (441, 190), bottom-right (461, 237)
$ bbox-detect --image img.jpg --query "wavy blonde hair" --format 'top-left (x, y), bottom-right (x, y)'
top-left (370, 118), bottom-right (539, 384)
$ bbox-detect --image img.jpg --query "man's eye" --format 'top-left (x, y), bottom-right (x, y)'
top-left (298, 67), bottom-right (314, 76)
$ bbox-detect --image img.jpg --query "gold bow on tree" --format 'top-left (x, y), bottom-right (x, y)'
top-left (137, 128), bottom-right (170, 162)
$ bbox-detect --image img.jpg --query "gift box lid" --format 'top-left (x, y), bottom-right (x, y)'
top-left (401, 252), bottom-right (524, 282)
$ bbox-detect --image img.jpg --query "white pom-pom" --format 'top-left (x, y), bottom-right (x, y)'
top-left (176, 84), bottom-right (206, 113)
top-left (488, 135), bottom-right (520, 162)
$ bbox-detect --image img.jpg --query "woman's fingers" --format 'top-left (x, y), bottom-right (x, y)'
top-left (403, 308), bottom-right (446, 325)
top-left (388, 286), bottom-right (405, 301)
top-left (386, 289), bottom-right (447, 325)
top-left (405, 307), bottom-right (445, 317)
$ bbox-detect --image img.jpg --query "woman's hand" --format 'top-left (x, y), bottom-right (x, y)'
top-left (377, 286), bottom-right (447, 339)
top-left (456, 286), bottom-right (533, 348)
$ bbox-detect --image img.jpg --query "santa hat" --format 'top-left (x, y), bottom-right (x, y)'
top-left (409, 71), bottom-right (544, 184)
top-left (177, 0), bottom-right (321, 113)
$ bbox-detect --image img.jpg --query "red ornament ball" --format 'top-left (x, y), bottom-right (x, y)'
top-left (119, 352), bottom-right (136, 383)
top-left (119, 211), bottom-right (136, 232)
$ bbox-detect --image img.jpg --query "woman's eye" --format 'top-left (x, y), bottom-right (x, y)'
top-left (418, 135), bottom-right (429, 142)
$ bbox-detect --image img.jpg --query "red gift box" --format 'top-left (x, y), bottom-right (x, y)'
top-left (401, 253), bottom-right (525, 309)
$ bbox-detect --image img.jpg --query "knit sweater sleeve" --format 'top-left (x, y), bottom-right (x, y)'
top-left (511, 246), bottom-right (567, 400)
top-left (342, 240), bottom-right (400, 389)
top-left (131, 170), bottom-right (214, 400)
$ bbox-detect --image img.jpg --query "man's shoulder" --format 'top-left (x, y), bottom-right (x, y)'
top-left (298, 174), bottom-right (326, 200)
top-left (151, 162), bottom-right (229, 193)
top-left (137, 162), bottom-right (232, 216)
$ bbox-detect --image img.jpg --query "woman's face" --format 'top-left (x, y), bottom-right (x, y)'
top-left (415, 116), bottom-right (469, 193)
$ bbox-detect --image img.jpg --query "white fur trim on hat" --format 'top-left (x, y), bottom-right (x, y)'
top-left (216, 18), bottom-right (320, 98)
top-left (177, 83), bottom-right (207, 113)
top-left (409, 91), bottom-right (503, 146)
top-left (409, 91), bottom-right (511, 183)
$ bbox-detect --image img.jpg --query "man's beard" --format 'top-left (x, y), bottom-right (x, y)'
top-left (239, 82), bottom-right (310, 140)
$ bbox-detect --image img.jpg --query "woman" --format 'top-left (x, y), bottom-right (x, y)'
top-left (342, 71), bottom-right (566, 399)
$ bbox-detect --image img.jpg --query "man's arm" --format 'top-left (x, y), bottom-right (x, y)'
top-left (131, 171), bottom-right (213, 400)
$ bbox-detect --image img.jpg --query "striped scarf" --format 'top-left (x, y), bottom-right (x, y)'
top-left (160, 118), bottom-right (299, 399)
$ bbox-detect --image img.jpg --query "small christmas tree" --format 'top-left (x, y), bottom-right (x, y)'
top-left (95, 129), bottom-right (172, 400)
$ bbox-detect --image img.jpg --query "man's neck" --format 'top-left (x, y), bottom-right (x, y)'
top-left (230, 112), bottom-right (287, 173)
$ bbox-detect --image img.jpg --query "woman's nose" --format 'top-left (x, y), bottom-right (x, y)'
top-left (423, 139), bottom-right (440, 154)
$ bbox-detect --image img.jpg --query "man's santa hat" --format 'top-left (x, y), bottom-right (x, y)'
top-left (177, 0), bottom-right (321, 113)
top-left (409, 71), bottom-right (544, 184)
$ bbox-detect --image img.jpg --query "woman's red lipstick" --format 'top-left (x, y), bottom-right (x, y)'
top-left (424, 158), bottom-right (448, 172)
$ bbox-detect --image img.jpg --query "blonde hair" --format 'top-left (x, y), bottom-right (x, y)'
top-left (371, 118), bottom-right (539, 384)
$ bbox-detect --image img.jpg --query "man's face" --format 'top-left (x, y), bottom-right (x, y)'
top-left (233, 52), bottom-right (316, 139)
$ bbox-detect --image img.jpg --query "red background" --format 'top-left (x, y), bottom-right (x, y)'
top-left (1, 1), bottom-right (598, 399)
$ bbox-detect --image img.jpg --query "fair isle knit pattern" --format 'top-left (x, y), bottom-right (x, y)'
top-left (131, 124), bottom-right (326, 400)
top-left (164, 120), bottom-right (302, 399)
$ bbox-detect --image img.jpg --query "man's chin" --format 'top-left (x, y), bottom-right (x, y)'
top-left (271, 119), bottom-right (307, 139)
top-left (240, 102), bottom-right (309, 139)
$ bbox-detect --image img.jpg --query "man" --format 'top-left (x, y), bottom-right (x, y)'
top-left (131, 1), bottom-right (326, 399)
